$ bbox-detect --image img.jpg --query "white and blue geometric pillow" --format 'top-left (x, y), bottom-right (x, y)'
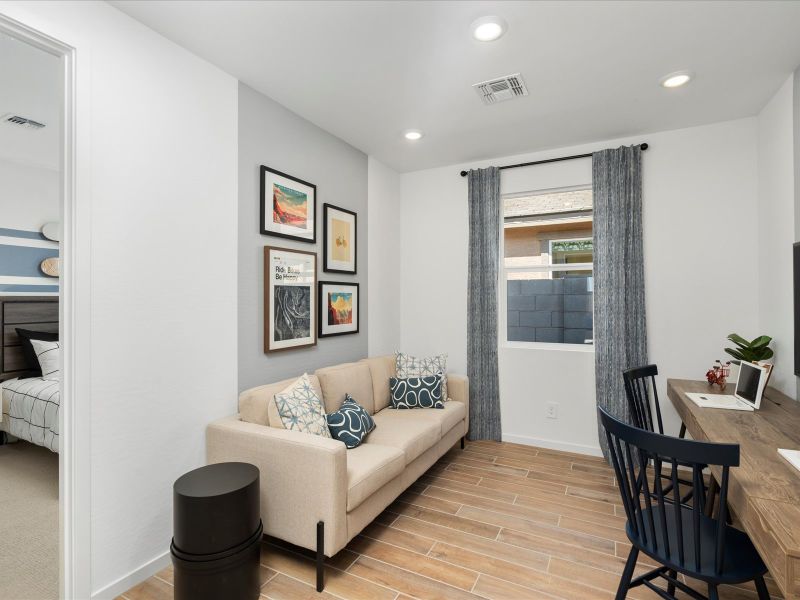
top-left (389, 371), bottom-right (444, 410)
top-left (396, 352), bottom-right (448, 401)
top-left (325, 394), bottom-right (375, 449)
top-left (274, 373), bottom-right (332, 438)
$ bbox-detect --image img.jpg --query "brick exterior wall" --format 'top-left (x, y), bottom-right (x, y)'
top-left (507, 276), bottom-right (593, 344)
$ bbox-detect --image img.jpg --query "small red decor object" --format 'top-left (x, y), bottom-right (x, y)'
top-left (706, 360), bottom-right (731, 390)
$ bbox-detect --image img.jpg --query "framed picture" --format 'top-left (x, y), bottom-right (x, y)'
top-left (323, 203), bottom-right (357, 273)
top-left (318, 281), bottom-right (359, 337)
top-left (260, 165), bottom-right (316, 243)
top-left (264, 246), bottom-right (316, 353)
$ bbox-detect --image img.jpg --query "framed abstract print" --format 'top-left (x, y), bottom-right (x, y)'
top-left (264, 246), bottom-right (316, 353)
top-left (318, 281), bottom-right (359, 338)
top-left (260, 165), bottom-right (316, 243)
top-left (323, 203), bottom-right (356, 273)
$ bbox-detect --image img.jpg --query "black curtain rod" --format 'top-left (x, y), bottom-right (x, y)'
top-left (459, 143), bottom-right (648, 177)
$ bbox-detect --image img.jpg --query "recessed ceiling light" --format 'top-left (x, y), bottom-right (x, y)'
top-left (404, 130), bottom-right (423, 141)
top-left (471, 16), bottom-right (507, 42)
top-left (660, 71), bottom-right (692, 88)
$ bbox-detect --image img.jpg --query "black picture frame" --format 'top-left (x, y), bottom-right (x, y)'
top-left (318, 281), bottom-right (360, 338)
top-left (265, 246), bottom-right (317, 353)
top-left (323, 203), bottom-right (357, 274)
top-left (260, 165), bottom-right (317, 243)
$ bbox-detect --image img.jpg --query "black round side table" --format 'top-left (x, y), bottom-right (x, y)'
top-left (171, 462), bottom-right (262, 600)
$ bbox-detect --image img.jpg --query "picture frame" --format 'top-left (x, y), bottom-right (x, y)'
top-left (260, 165), bottom-right (316, 243)
top-left (264, 246), bottom-right (317, 353)
top-left (323, 203), bottom-right (357, 274)
top-left (318, 281), bottom-right (359, 338)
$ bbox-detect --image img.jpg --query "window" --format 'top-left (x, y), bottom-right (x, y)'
top-left (503, 186), bottom-right (593, 345)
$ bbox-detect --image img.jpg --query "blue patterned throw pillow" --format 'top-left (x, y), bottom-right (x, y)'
top-left (389, 371), bottom-right (444, 409)
top-left (326, 394), bottom-right (375, 449)
top-left (275, 374), bottom-right (332, 438)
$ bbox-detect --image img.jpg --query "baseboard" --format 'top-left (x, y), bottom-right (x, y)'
top-left (501, 432), bottom-right (603, 457)
top-left (91, 550), bottom-right (171, 600)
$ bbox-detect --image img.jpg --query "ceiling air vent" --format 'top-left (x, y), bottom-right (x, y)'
top-left (473, 73), bottom-right (529, 106)
top-left (2, 114), bottom-right (46, 129)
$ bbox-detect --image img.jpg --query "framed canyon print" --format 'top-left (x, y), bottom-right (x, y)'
top-left (318, 281), bottom-right (359, 338)
top-left (260, 165), bottom-right (316, 243)
top-left (323, 203), bottom-right (356, 273)
top-left (264, 246), bottom-right (317, 353)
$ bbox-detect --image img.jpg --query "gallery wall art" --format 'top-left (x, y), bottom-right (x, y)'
top-left (264, 246), bottom-right (317, 353)
top-left (260, 165), bottom-right (316, 243)
top-left (318, 281), bottom-right (359, 337)
top-left (323, 203), bottom-right (356, 274)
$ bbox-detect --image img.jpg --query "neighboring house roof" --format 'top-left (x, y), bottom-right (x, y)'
top-left (504, 189), bottom-right (592, 219)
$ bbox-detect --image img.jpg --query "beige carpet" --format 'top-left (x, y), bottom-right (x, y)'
top-left (0, 441), bottom-right (59, 600)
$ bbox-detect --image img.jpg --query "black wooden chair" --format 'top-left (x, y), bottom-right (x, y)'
top-left (623, 364), bottom-right (698, 504)
top-left (598, 407), bottom-right (769, 600)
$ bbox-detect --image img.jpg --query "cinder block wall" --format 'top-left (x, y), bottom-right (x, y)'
top-left (507, 276), bottom-right (593, 344)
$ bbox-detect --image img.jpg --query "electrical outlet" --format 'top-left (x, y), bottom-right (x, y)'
top-left (546, 402), bottom-right (558, 419)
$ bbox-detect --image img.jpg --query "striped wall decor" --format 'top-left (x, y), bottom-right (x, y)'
top-left (0, 228), bottom-right (59, 296)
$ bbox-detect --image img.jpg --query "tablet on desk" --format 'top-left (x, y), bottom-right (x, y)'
top-left (686, 361), bottom-right (769, 411)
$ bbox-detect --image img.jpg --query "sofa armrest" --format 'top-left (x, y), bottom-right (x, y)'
top-left (206, 415), bottom-right (348, 556)
top-left (448, 374), bottom-right (469, 435)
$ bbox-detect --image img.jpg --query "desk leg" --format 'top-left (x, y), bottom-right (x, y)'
top-left (705, 477), bottom-right (719, 518)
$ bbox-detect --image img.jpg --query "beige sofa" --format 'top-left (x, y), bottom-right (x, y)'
top-left (206, 355), bottom-right (469, 590)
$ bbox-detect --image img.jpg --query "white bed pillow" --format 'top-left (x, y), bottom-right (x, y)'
top-left (30, 339), bottom-right (61, 381)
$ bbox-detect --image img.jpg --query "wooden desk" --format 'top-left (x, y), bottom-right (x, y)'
top-left (668, 379), bottom-right (800, 600)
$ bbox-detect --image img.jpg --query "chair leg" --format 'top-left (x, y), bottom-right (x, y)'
top-left (616, 546), bottom-right (639, 600)
top-left (461, 436), bottom-right (465, 450)
top-left (754, 576), bottom-right (770, 600)
top-left (316, 521), bottom-right (324, 592)
top-left (667, 570), bottom-right (676, 596)
top-left (679, 422), bottom-right (687, 438)
top-left (708, 583), bottom-right (719, 600)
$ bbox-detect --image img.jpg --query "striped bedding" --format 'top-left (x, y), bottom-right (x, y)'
top-left (1, 377), bottom-right (59, 453)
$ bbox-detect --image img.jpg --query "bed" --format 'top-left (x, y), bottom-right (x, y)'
top-left (0, 297), bottom-right (60, 453)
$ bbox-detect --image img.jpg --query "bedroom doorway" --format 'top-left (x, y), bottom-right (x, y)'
top-left (0, 27), bottom-right (62, 600)
top-left (0, 13), bottom-right (84, 600)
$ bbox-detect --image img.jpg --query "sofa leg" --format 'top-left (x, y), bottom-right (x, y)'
top-left (461, 436), bottom-right (465, 450)
top-left (316, 521), bottom-right (324, 592)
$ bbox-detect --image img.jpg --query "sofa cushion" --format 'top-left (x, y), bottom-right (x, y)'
top-left (239, 374), bottom-right (323, 427)
top-left (316, 362), bottom-right (375, 414)
top-left (389, 372), bottom-right (445, 409)
top-left (407, 400), bottom-right (466, 437)
top-left (274, 374), bottom-right (332, 438)
top-left (396, 352), bottom-right (448, 401)
top-left (367, 409), bottom-right (441, 464)
top-left (360, 356), bottom-right (396, 412)
top-left (326, 394), bottom-right (375, 449)
top-left (346, 443), bottom-right (405, 511)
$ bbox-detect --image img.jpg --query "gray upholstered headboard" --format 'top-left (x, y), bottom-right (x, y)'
top-left (0, 296), bottom-right (59, 381)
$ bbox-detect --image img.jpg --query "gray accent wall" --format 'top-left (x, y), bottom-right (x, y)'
top-left (238, 83), bottom-right (368, 392)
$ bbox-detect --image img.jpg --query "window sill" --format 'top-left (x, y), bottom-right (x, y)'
top-left (500, 341), bottom-right (595, 353)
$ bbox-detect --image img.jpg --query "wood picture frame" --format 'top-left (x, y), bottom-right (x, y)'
top-left (264, 246), bottom-right (317, 353)
top-left (260, 165), bottom-right (316, 243)
top-left (318, 281), bottom-right (359, 338)
top-left (323, 203), bottom-right (357, 274)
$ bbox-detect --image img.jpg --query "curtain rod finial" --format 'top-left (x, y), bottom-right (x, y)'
top-left (460, 170), bottom-right (468, 177)
top-left (640, 143), bottom-right (649, 151)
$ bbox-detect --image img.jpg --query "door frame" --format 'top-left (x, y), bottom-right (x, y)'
top-left (0, 12), bottom-right (92, 599)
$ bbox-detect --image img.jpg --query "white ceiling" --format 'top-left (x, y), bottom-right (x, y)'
top-left (0, 32), bottom-right (60, 170)
top-left (110, 0), bottom-right (800, 173)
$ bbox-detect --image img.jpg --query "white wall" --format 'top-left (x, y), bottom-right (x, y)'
top-left (400, 118), bottom-right (760, 455)
top-left (368, 156), bottom-right (401, 356)
top-left (757, 75), bottom-right (796, 398)
top-left (0, 2), bottom-right (239, 597)
top-left (0, 159), bottom-right (59, 231)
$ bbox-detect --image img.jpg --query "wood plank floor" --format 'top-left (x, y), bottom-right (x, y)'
top-left (119, 441), bottom-right (783, 600)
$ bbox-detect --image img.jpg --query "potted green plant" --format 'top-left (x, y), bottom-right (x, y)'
top-left (724, 333), bottom-right (774, 386)
top-left (724, 333), bottom-right (774, 363)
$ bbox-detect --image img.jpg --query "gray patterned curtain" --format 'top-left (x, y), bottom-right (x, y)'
top-left (467, 167), bottom-right (502, 441)
top-left (593, 145), bottom-right (647, 459)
